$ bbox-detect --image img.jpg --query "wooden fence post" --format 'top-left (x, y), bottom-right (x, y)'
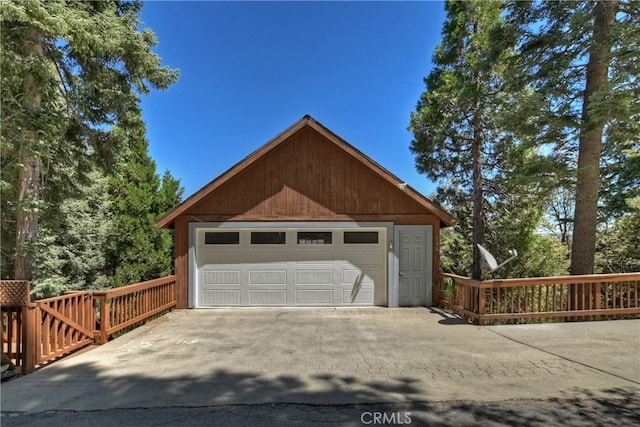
top-left (433, 273), bottom-right (441, 306)
top-left (593, 281), bottom-right (602, 321)
top-left (98, 295), bottom-right (110, 345)
top-left (144, 288), bottom-right (150, 318)
top-left (22, 305), bottom-right (37, 374)
top-left (478, 282), bottom-right (486, 326)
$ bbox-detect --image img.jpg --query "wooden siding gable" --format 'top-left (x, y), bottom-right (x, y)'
top-left (157, 115), bottom-right (456, 227)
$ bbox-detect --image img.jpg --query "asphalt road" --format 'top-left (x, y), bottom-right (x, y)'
top-left (2, 393), bottom-right (639, 427)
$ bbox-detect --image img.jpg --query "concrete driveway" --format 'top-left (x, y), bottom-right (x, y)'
top-left (2, 308), bottom-right (639, 414)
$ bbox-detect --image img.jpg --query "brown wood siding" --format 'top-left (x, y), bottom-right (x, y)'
top-left (174, 217), bottom-right (189, 309)
top-left (187, 127), bottom-right (427, 219)
top-left (176, 214), bottom-right (439, 224)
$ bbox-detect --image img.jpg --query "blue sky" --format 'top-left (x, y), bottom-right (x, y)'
top-left (140, 1), bottom-right (446, 199)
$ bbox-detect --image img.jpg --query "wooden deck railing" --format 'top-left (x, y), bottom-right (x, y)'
top-left (1, 275), bottom-right (176, 375)
top-left (1, 305), bottom-right (34, 372)
top-left (437, 272), bottom-right (640, 325)
top-left (36, 292), bottom-right (95, 366)
top-left (93, 275), bottom-right (176, 344)
top-left (1, 281), bottom-right (34, 373)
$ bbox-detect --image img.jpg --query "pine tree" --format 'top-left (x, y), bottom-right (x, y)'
top-left (103, 131), bottom-right (183, 287)
top-left (505, 1), bottom-right (639, 275)
top-left (409, 0), bottom-right (554, 279)
top-left (0, 0), bottom-right (178, 281)
top-left (34, 169), bottom-right (112, 298)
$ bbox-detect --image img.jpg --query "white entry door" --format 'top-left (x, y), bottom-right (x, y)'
top-left (397, 226), bottom-right (430, 306)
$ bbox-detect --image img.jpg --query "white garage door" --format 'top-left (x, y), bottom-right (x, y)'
top-left (196, 227), bottom-right (386, 307)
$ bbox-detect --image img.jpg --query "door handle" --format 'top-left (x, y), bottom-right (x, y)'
top-left (399, 272), bottom-right (405, 277)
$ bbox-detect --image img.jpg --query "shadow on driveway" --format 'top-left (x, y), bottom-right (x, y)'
top-left (1, 364), bottom-right (638, 427)
top-left (2, 308), bottom-right (639, 425)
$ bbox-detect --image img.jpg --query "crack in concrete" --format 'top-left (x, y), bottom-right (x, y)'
top-left (486, 327), bottom-right (640, 386)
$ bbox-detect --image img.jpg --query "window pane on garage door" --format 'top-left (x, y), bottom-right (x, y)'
top-left (251, 231), bottom-right (286, 244)
top-left (205, 232), bottom-right (240, 245)
top-left (344, 231), bottom-right (379, 244)
top-left (297, 231), bottom-right (332, 244)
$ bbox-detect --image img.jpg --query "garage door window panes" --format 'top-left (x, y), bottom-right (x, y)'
top-left (344, 231), bottom-right (379, 244)
top-left (251, 231), bottom-right (286, 245)
top-left (297, 231), bottom-right (332, 245)
top-left (204, 232), bottom-right (239, 245)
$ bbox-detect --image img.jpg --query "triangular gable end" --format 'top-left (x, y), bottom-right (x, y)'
top-left (157, 115), bottom-right (456, 228)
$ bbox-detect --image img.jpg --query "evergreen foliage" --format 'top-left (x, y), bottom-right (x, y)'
top-left (103, 132), bottom-right (183, 288)
top-left (596, 207), bottom-right (640, 273)
top-left (412, 0), bottom-right (639, 277)
top-left (504, 0), bottom-right (640, 274)
top-left (409, 1), bottom-right (562, 279)
top-left (1, 0), bottom-right (182, 295)
top-left (34, 169), bottom-right (112, 298)
top-left (436, 188), bottom-right (567, 279)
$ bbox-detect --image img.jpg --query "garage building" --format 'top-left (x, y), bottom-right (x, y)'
top-left (157, 116), bottom-right (455, 308)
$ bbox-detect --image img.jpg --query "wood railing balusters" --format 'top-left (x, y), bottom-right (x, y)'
top-left (439, 273), bottom-right (640, 324)
top-left (92, 276), bottom-right (176, 343)
top-left (1, 276), bottom-right (177, 373)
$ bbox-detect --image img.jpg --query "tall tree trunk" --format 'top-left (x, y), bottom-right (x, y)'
top-left (570, 1), bottom-right (616, 276)
top-left (569, 1), bottom-right (616, 314)
top-left (14, 29), bottom-right (44, 281)
top-left (472, 106), bottom-right (485, 281)
top-left (14, 159), bottom-right (42, 280)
